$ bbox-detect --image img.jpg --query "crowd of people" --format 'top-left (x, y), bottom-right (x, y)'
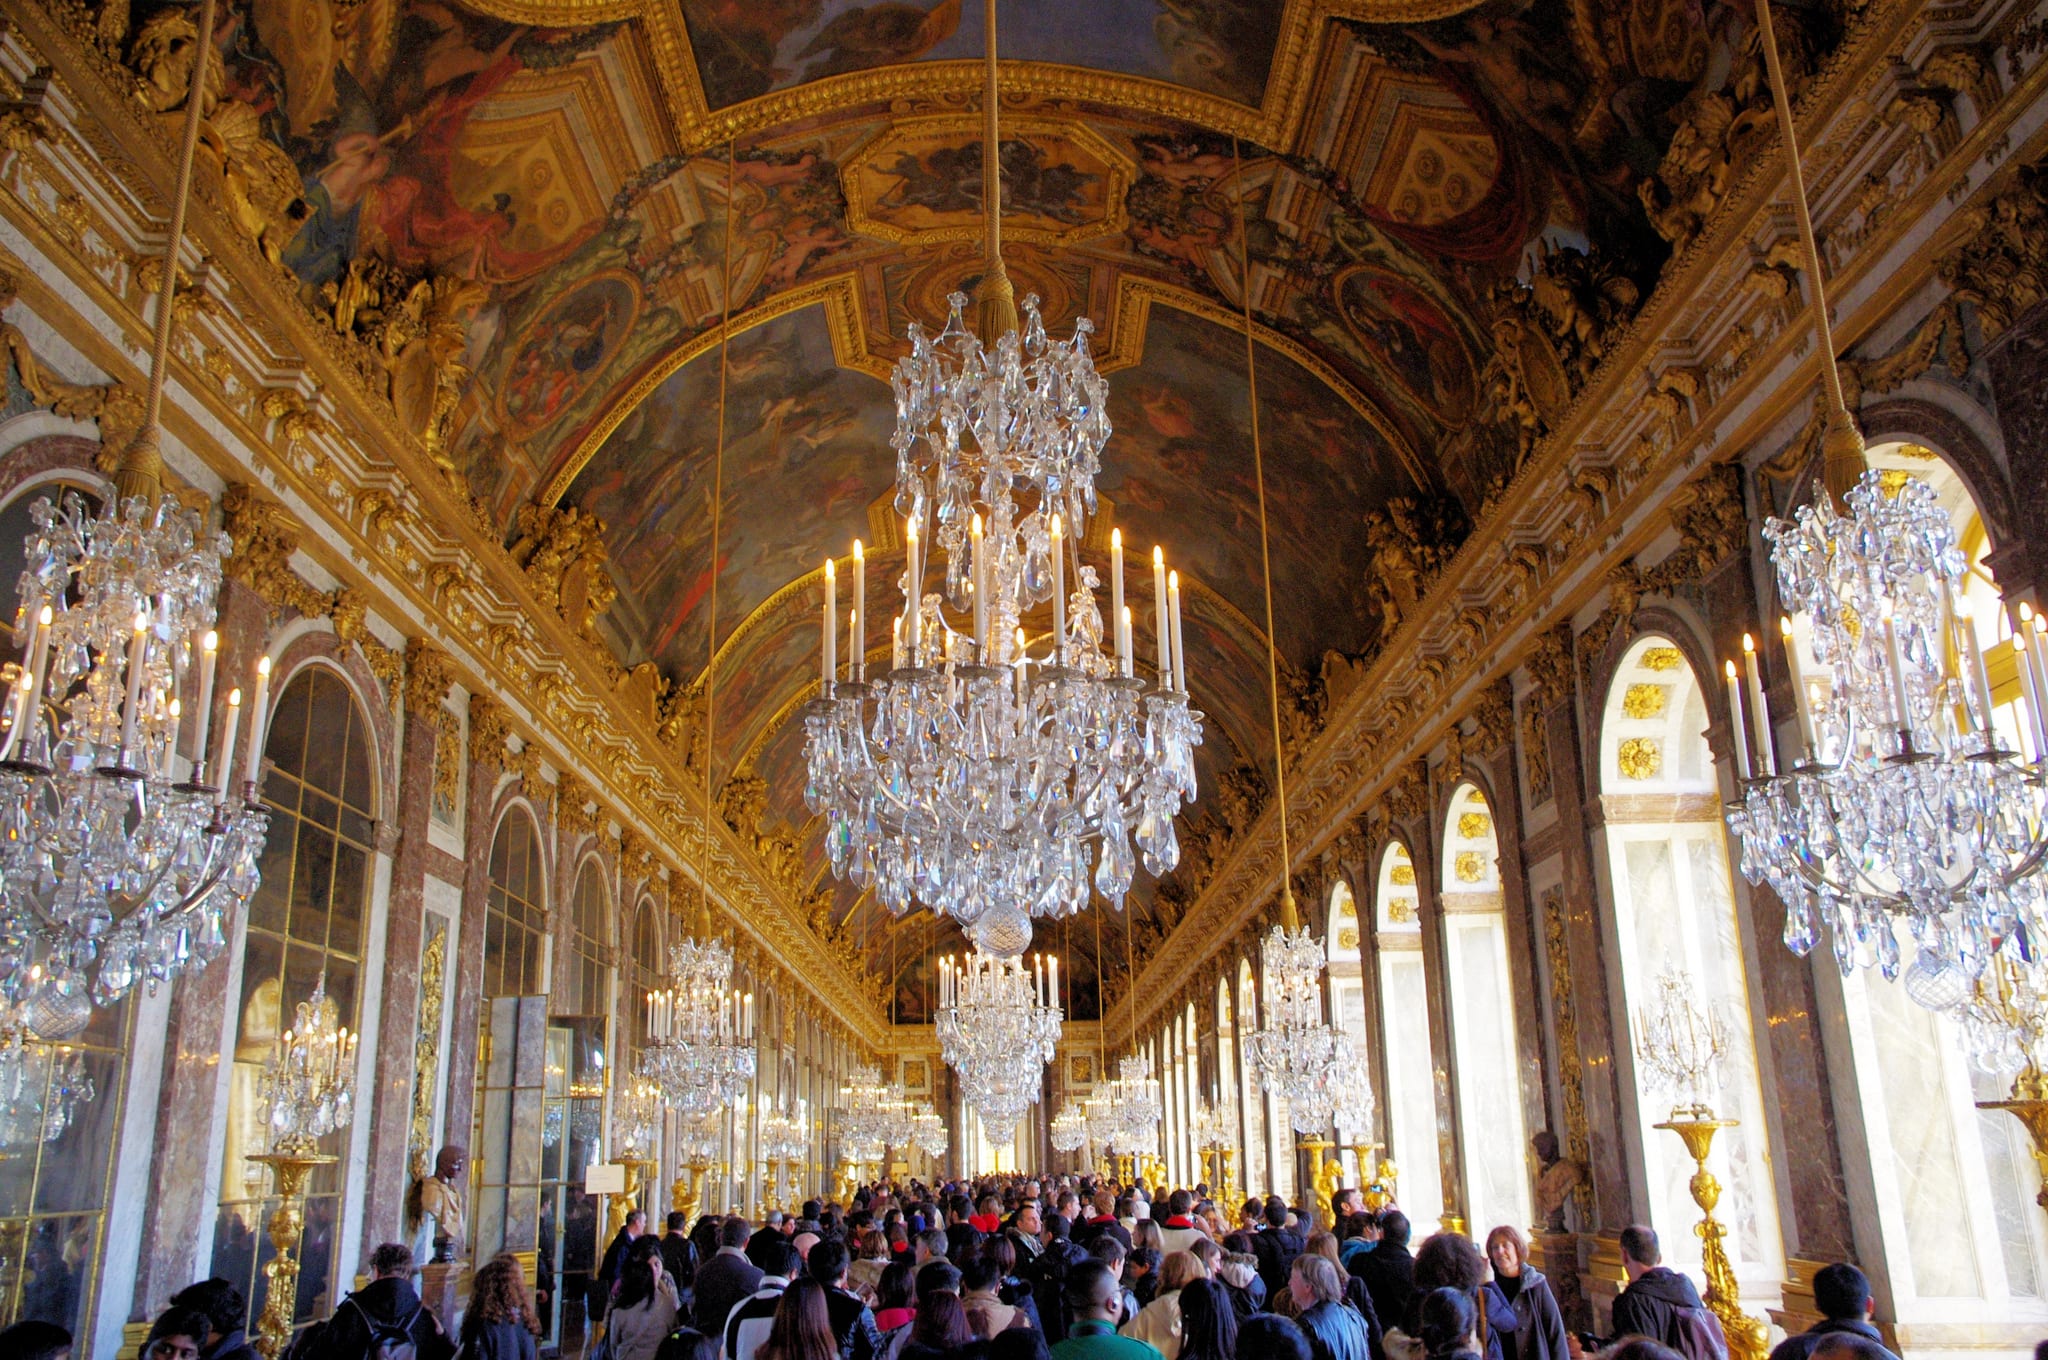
top-left (39, 1173), bottom-right (1922, 1360)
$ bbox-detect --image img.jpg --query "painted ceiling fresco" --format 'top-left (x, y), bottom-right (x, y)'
top-left (175, 0), bottom-right (1792, 997)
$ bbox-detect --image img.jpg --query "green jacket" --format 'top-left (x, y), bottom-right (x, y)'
top-left (1053, 1319), bottom-right (1163, 1360)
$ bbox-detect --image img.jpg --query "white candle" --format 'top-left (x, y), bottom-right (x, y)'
top-left (1778, 616), bottom-right (1815, 762)
top-left (1121, 606), bottom-right (1134, 678)
top-left (121, 612), bottom-right (148, 756)
top-left (848, 610), bottom-right (858, 686)
top-left (1, 604), bottom-right (49, 762)
top-left (244, 655), bottom-right (272, 787)
top-left (1049, 954), bottom-right (1058, 1007)
top-left (190, 628), bottom-right (218, 776)
top-left (904, 521), bottom-right (921, 665)
top-left (823, 557), bottom-right (836, 692)
top-left (1050, 514), bottom-right (1065, 666)
top-left (1168, 570), bottom-right (1185, 694)
top-left (1724, 661), bottom-right (1752, 780)
top-left (972, 514), bottom-right (987, 657)
top-left (2015, 635), bottom-right (2048, 759)
top-left (853, 540), bottom-right (866, 682)
top-left (1957, 597), bottom-right (1996, 739)
top-left (1015, 628), bottom-right (1029, 707)
top-left (1880, 601), bottom-right (1911, 736)
top-left (1111, 529), bottom-right (1125, 669)
top-left (1742, 633), bottom-right (1774, 777)
top-left (892, 615), bottom-right (904, 672)
top-left (216, 687), bottom-right (243, 803)
top-left (1153, 547), bottom-right (1169, 683)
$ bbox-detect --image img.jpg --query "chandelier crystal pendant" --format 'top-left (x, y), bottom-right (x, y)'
top-left (0, 1029), bottom-right (95, 1147)
top-left (800, 0), bottom-right (1201, 955)
top-left (935, 949), bottom-right (1062, 1139)
top-left (639, 938), bottom-right (757, 1115)
top-left (1245, 925), bottom-right (1343, 1134)
top-left (0, 487), bottom-right (274, 1040)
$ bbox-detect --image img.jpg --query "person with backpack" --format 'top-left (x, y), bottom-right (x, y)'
top-left (303, 1243), bottom-right (454, 1360)
top-left (1609, 1228), bottom-right (1726, 1360)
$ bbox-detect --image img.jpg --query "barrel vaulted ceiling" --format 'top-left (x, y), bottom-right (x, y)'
top-left (196, 0), bottom-right (1842, 1011)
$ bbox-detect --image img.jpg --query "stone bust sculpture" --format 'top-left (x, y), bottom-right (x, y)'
top-left (407, 1143), bottom-right (468, 1264)
top-left (1530, 1130), bottom-right (1584, 1234)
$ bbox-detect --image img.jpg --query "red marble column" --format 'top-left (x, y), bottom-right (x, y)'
top-left (1471, 738), bottom-right (1554, 1184)
top-left (356, 645), bottom-right (452, 1267)
top-left (440, 708), bottom-right (507, 1160)
top-left (132, 578), bottom-right (271, 1316)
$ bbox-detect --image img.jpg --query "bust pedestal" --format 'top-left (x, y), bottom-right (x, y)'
top-left (420, 1260), bottom-right (466, 1332)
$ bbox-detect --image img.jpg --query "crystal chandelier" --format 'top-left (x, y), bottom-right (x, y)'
top-left (1049, 1101), bottom-right (1088, 1153)
top-left (761, 1104), bottom-right (806, 1164)
top-left (1327, 1046), bottom-right (1376, 1148)
top-left (1245, 925), bottom-right (1342, 1133)
top-left (913, 1108), bottom-right (949, 1160)
top-left (613, 1077), bottom-right (662, 1160)
top-left (1722, 0), bottom-right (2048, 1002)
top-left (936, 949), bottom-right (1062, 1139)
top-left (640, 938), bottom-right (757, 1115)
top-left (1632, 973), bottom-right (1730, 1121)
top-left (0, 1029), bottom-right (95, 1147)
top-left (1105, 1053), bottom-right (1161, 1151)
top-left (1191, 1100), bottom-right (1228, 1153)
top-left (0, 493), bottom-right (274, 1039)
top-left (801, 0), bottom-right (1201, 955)
top-left (256, 977), bottom-right (358, 1155)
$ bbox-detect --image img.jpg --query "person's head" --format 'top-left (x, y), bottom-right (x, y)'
top-left (1381, 1211), bottom-right (1411, 1249)
top-left (1189, 1237), bottom-right (1222, 1274)
top-left (948, 1193), bottom-right (973, 1223)
top-left (751, 1236), bottom-right (802, 1280)
top-left (961, 1254), bottom-right (1004, 1295)
top-left (910, 1289), bottom-right (975, 1351)
top-left (1175, 1278), bottom-right (1238, 1360)
top-left (1350, 1212), bottom-right (1381, 1243)
top-left (722, 1216), bottom-right (754, 1250)
top-left (808, 1238), bottom-right (851, 1288)
top-left (1044, 1211), bottom-right (1071, 1243)
top-left (625, 1209), bottom-right (648, 1238)
top-left (1812, 1263), bottom-right (1874, 1321)
top-left (165, 1279), bottom-right (244, 1343)
top-left (792, 1231), bottom-right (820, 1261)
top-left (982, 1233), bottom-right (1017, 1277)
top-left (1414, 1233), bottom-right (1486, 1294)
top-left (1089, 1235), bottom-right (1128, 1275)
top-left (1169, 1189), bottom-right (1195, 1219)
top-left (1236, 1313), bottom-right (1312, 1360)
top-left (915, 1259), bottom-right (962, 1302)
top-left (1263, 1196), bottom-right (1288, 1229)
top-left (1159, 1249), bottom-right (1207, 1294)
top-left (1289, 1254), bottom-right (1344, 1310)
top-left (617, 1258), bottom-right (661, 1312)
top-left (1016, 1203), bottom-right (1042, 1237)
top-left (1333, 1188), bottom-right (1363, 1223)
top-left (0, 1320), bottom-right (71, 1360)
top-left (369, 1243), bottom-right (415, 1281)
top-left (465, 1253), bottom-right (539, 1335)
top-left (1065, 1260), bottom-right (1125, 1324)
top-left (1619, 1225), bottom-right (1661, 1280)
top-left (877, 1258), bottom-right (917, 1311)
top-left (667, 1211), bottom-right (689, 1234)
top-left (1128, 1246), bottom-right (1161, 1281)
top-left (762, 1277), bottom-right (838, 1360)
top-left (989, 1325), bottom-right (1053, 1360)
top-left (1419, 1287), bottom-right (1478, 1356)
top-left (1056, 1190), bottom-right (1080, 1219)
top-left (1305, 1231), bottom-right (1341, 1266)
top-left (655, 1328), bottom-right (720, 1360)
top-left (1485, 1226), bottom-right (1528, 1281)
top-left (804, 1200), bottom-right (824, 1222)
top-left (144, 1308), bottom-right (213, 1360)
top-left (630, 1234), bottom-right (665, 1264)
top-left (915, 1227), bottom-right (949, 1263)
top-left (978, 1193), bottom-right (1000, 1218)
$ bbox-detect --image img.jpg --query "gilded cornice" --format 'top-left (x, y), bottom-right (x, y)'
top-left (1106, 0), bottom-right (2047, 1037)
top-left (0, 1), bottom-right (889, 1045)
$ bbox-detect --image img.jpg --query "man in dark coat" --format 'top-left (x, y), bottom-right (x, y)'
top-left (661, 1211), bottom-right (698, 1298)
top-left (1250, 1196), bottom-right (1306, 1301)
top-left (1766, 1265), bottom-right (1901, 1360)
top-left (1026, 1212), bottom-right (1091, 1344)
top-left (808, 1239), bottom-right (887, 1360)
top-left (1351, 1210), bottom-right (1417, 1338)
top-left (944, 1194), bottom-right (984, 1265)
top-left (592, 1209), bottom-right (647, 1321)
top-left (1610, 1226), bottom-right (1720, 1360)
top-left (306, 1244), bottom-right (454, 1360)
top-left (695, 1216), bottom-right (766, 1335)
top-left (165, 1279), bottom-right (259, 1360)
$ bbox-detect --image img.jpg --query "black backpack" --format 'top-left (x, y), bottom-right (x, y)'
top-left (344, 1297), bottom-right (426, 1360)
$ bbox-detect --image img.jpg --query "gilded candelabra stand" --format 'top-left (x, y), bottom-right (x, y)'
top-left (246, 1150), bottom-right (336, 1359)
top-left (1977, 1062), bottom-right (2048, 1222)
top-left (673, 1154), bottom-right (713, 1223)
top-left (1140, 1152), bottom-right (1165, 1187)
top-left (1654, 1112), bottom-right (1769, 1360)
top-left (1360, 1155), bottom-right (1398, 1213)
top-left (1219, 1147), bottom-right (1239, 1205)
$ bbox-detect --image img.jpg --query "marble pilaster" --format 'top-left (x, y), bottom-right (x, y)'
top-left (1983, 300), bottom-right (2048, 602)
top-left (440, 739), bottom-right (505, 1161)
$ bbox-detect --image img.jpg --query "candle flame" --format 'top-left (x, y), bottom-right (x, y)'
top-left (1742, 632), bottom-right (1755, 653)
top-left (202, 629), bottom-right (218, 652)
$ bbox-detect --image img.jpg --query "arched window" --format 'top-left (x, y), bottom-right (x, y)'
top-left (214, 666), bottom-right (377, 1336)
top-left (1829, 443), bottom-right (2048, 1330)
top-left (485, 808), bottom-right (546, 997)
top-left (1376, 840), bottom-right (1444, 1233)
top-left (561, 860), bottom-right (610, 1018)
top-left (1217, 975), bottom-right (1238, 1196)
top-left (1238, 959), bottom-right (1267, 1200)
top-left (1182, 1001), bottom-right (1198, 1187)
top-left (1601, 635), bottom-right (1782, 1303)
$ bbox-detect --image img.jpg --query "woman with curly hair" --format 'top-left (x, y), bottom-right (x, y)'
top-left (460, 1252), bottom-right (540, 1360)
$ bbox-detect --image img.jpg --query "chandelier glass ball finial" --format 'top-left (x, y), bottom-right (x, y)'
top-left (803, 291), bottom-right (1203, 946)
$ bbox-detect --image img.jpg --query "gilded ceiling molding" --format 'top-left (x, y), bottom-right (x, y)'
top-left (0, 2), bottom-right (892, 1044)
top-left (455, 0), bottom-right (1483, 153)
top-left (1105, 0), bottom-right (2043, 1038)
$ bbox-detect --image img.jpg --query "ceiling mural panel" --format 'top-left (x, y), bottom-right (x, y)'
top-left (678, 0), bottom-right (1289, 112)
